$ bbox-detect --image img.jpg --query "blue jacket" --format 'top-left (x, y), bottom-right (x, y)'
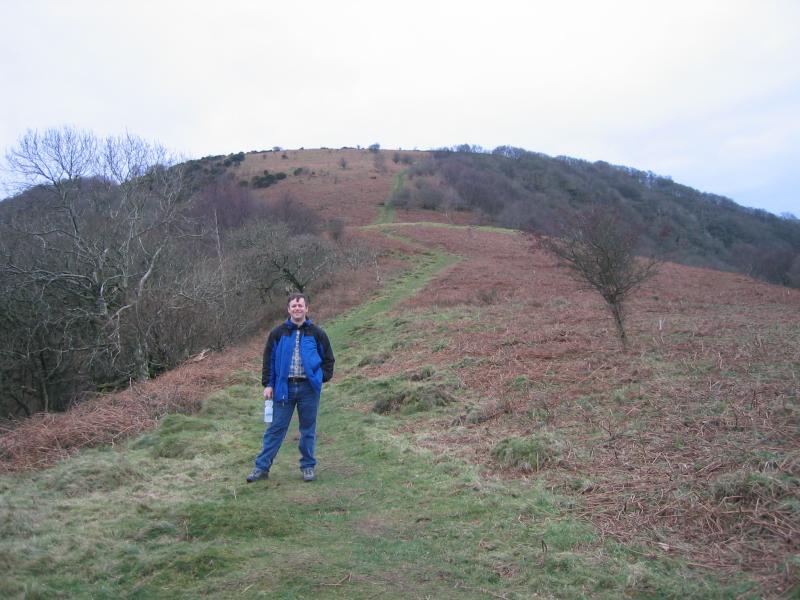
top-left (261, 318), bottom-right (335, 401)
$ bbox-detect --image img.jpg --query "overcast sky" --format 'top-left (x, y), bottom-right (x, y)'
top-left (1, 0), bottom-right (798, 215)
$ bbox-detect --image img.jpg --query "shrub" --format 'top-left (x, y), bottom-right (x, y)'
top-left (325, 217), bottom-right (345, 241)
top-left (408, 158), bottom-right (437, 177)
top-left (413, 180), bottom-right (444, 210)
top-left (409, 365), bottom-right (436, 381)
top-left (389, 186), bottom-right (411, 209)
top-left (222, 152), bottom-right (246, 167)
top-left (263, 193), bottom-right (321, 234)
top-left (251, 171), bottom-right (287, 188)
top-left (189, 176), bottom-right (268, 230)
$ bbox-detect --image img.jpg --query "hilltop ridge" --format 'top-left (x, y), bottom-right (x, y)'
top-left (185, 145), bottom-right (800, 286)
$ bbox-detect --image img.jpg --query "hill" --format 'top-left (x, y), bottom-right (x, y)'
top-left (1, 145), bottom-right (798, 596)
top-left (191, 145), bottom-right (800, 284)
top-left (390, 147), bottom-right (800, 285)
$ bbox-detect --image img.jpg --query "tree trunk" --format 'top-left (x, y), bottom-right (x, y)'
top-left (34, 352), bottom-right (52, 412)
top-left (132, 336), bottom-right (150, 381)
top-left (608, 301), bottom-right (627, 348)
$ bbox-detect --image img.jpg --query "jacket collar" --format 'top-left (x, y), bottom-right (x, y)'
top-left (285, 317), bottom-right (312, 330)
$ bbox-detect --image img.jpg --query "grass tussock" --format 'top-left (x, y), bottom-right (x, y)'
top-left (39, 451), bottom-right (144, 496)
top-left (339, 367), bottom-right (461, 415)
top-left (372, 381), bottom-right (455, 414)
top-left (491, 430), bottom-right (564, 472)
top-left (711, 468), bottom-right (795, 503)
top-left (131, 414), bottom-right (225, 459)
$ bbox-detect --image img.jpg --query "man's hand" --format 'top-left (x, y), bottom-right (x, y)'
top-left (263, 386), bottom-right (273, 399)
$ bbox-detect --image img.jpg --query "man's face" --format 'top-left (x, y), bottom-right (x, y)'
top-left (288, 298), bottom-right (308, 323)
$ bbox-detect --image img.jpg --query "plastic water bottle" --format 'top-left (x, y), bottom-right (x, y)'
top-left (264, 399), bottom-right (273, 423)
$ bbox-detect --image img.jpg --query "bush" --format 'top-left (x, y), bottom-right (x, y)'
top-left (222, 152), bottom-right (246, 167)
top-left (408, 158), bottom-right (436, 177)
top-left (263, 193), bottom-right (321, 234)
top-left (325, 218), bottom-right (345, 241)
top-left (491, 431), bottom-right (563, 471)
top-left (409, 365), bottom-right (436, 381)
top-left (251, 171), bottom-right (287, 188)
top-left (189, 176), bottom-right (268, 230)
top-left (389, 186), bottom-right (411, 209)
top-left (413, 180), bottom-right (444, 210)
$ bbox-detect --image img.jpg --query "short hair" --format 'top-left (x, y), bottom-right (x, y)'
top-left (287, 293), bottom-right (309, 307)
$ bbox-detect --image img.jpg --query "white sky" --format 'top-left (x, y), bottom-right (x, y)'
top-left (1, 0), bottom-right (798, 215)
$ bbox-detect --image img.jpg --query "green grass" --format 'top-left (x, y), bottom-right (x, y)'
top-left (323, 245), bottom-right (458, 345)
top-left (0, 233), bottom-right (758, 599)
top-left (491, 431), bottom-right (565, 472)
top-left (375, 171), bottom-right (403, 224)
top-left (362, 220), bottom-right (517, 235)
top-left (0, 383), bottom-right (744, 598)
top-left (338, 367), bottom-right (462, 415)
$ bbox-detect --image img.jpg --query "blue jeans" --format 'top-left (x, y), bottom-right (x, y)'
top-left (255, 379), bottom-right (320, 471)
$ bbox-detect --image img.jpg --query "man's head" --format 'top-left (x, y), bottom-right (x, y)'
top-left (287, 293), bottom-right (309, 324)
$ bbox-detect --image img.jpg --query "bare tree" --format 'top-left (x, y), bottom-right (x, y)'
top-left (537, 206), bottom-right (660, 347)
top-left (228, 222), bottom-right (338, 297)
top-left (1, 127), bottom-right (192, 414)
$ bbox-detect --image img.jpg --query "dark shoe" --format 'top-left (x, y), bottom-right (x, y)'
top-left (246, 467), bottom-right (269, 483)
top-left (302, 467), bottom-right (316, 482)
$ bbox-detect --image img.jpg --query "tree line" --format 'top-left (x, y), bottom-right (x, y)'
top-left (0, 128), bottom-right (365, 419)
top-left (391, 145), bottom-right (800, 287)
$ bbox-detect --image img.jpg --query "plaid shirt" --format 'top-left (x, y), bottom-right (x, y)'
top-left (289, 330), bottom-right (307, 378)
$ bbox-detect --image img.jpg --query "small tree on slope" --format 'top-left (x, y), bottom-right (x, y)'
top-left (536, 206), bottom-right (660, 348)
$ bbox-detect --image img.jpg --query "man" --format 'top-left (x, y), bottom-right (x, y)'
top-left (247, 293), bottom-right (335, 483)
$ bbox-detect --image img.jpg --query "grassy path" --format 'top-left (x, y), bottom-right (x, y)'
top-left (375, 172), bottom-right (403, 224)
top-left (0, 230), bottom-right (747, 599)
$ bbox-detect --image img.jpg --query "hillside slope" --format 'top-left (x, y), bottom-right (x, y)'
top-left (195, 146), bottom-right (800, 285)
top-left (1, 148), bottom-right (798, 596)
top-left (1, 221), bottom-right (797, 597)
top-left (354, 223), bottom-right (799, 591)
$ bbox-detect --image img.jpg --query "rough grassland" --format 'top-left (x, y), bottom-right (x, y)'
top-left (1, 223), bottom-right (796, 598)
